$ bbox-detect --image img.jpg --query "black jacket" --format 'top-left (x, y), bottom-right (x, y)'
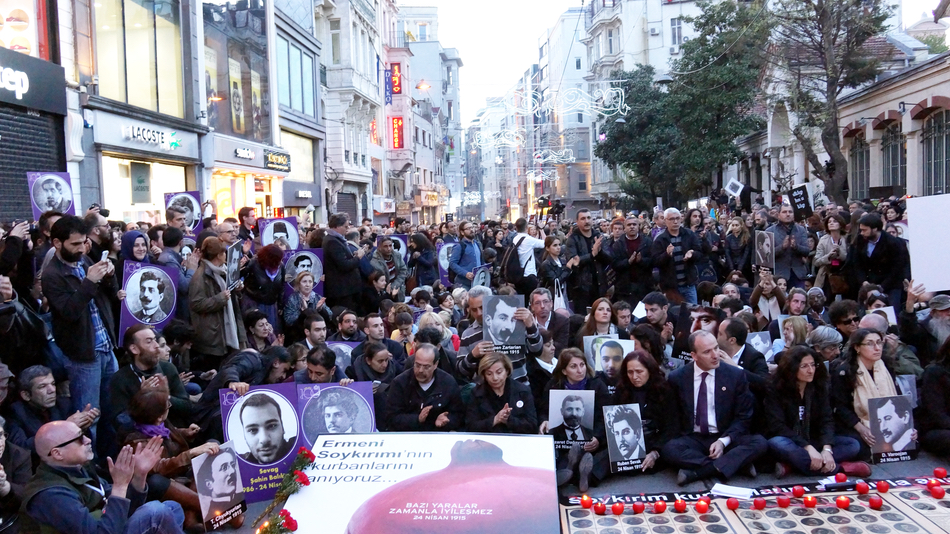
top-left (919, 363), bottom-right (950, 433)
top-left (41, 254), bottom-right (118, 362)
top-left (241, 257), bottom-right (286, 307)
top-left (605, 234), bottom-right (653, 295)
top-left (667, 362), bottom-right (753, 443)
top-left (650, 228), bottom-right (704, 290)
top-left (724, 233), bottom-right (751, 274)
top-left (764, 382), bottom-right (835, 448)
top-left (386, 368), bottom-right (465, 431)
top-left (735, 344), bottom-right (770, 389)
top-left (829, 358), bottom-right (899, 431)
top-left (323, 232), bottom-right (362, 299)
top-left (563, 230), bottom-right (611, 299)
top-left (610, 384), bottom-right (678, 454)
top-left (407, 248), bottom-right (438, 287)
top-left (539, 257), bottom-right (571, 293)
top-left (465, 379), bottom-right (537, 434)
top-left (538, 376), bottom-right (611, 445)
top-left (349, 338), bottom-right (408, 373)
top-left (850, 231), bottom-right (910, 292)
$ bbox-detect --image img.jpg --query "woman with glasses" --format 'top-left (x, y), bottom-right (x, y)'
top-left (0, 415), bottom-right (30, 527)
top-left (806, 326), bottom-right (844, 365)
top-left (831, 328), bottom-right (909, 461)
top-left (766, 346), bottom-right (866, 478)
top-left (465, 353), bottom-right (537, 434)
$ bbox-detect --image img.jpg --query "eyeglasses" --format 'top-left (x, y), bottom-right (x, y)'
top-left (839, 317), bottom-right (860, 325)
top-left (47, 432), bottom-right (85, 456)
top-left (860, 340), bottom-right (885, 348)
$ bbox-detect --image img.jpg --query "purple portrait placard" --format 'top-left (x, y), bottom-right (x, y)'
top-left (437, 242), bottom-right (457, 287)
top-left (219, 382), bottom-right (302, 503)
top-left (118, 261), bottom-right (179, 341)
top-left (164, 191), bottom-right (203, 234)
top-left (282, 249), bottom-right (324, 299)
top-left (295, 382), bottom-right (376, 448)
top-left (259, 218), bottom-right (301, 250)
top-left (27, 172), bottom-right (76, 220)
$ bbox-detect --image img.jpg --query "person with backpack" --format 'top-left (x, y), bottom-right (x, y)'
top-left (503, 218), bottom-right (546, 295)
top-left (449, 221), bottom-right (483, 289)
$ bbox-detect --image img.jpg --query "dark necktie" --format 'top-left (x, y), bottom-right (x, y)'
top-left (696, 372), bottom-right (709, 434)
top-left (570, 429), bottom-right (578, 441)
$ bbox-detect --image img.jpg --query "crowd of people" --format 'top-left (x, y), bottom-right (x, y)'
top-left (0, 192), bottom-right (947, 533)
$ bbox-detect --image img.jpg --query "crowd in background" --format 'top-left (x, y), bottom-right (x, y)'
top-left (0, 189), bottom-right (948, 533)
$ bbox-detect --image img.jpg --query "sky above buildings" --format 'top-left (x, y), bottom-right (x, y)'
top-left (399, 0), bottom-right (940, 127)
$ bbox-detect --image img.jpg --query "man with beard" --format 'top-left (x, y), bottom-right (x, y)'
top-left (237, 207), bottom-right (257, 243)
top-left (900, 285), bottom-right (950, 367)
top-left (564, 209), bottom-right (610, 313)
top-left (551, 395), bottom-right (593, 443)
top-left (82, 210), bottom-right (116, 270)
top-left (598, 341), bottom-right (625, 384)
top-left (328, 310), bottom-right (368, 343)
top-left (109, 324), bottom-right (192, 429)
top-left (636, 291), bottom-right (676, 345)
top-left (196, 447), bottom-right (244, 524)
top-left (768, 288), bottom-right (819, 342)
top-left (608, 216), bottom-right (654, 309)
top-left (608, 405), bottom-right (645, 461)
top-left (484, 297), bottom-right (523, 345)
top-left (321, 391), bottom-right (360, 433)
top-left (132, 270), bottom-right (169, 323)
top-left (239, 393), bottom-right (295, 464)
top-left (457, 286), bottom-right (541, 384)
top-left (42, 216), bottom-right (119, 453)
top-left (873, 396), bottom-right (915, 453)
top-left (165, 205), bottom-right (189, 232)
top-left (348, 313), bottom-right (407, 370)
top-left (387, 344), bottom-right (464, 432)
top-left (766, 205), bottom-right (810, 289)
top-left (853, 213), bottom-right (910, 308)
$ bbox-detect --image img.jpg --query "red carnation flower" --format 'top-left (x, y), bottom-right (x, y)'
top-left (297, 447), bottom-right (316, 462)
top-left (284, 517), bottom-right (298, 531)
top-left (293, 470), bottom-right (310, 486)
top-left (279, 509), bottom-right (291, 518)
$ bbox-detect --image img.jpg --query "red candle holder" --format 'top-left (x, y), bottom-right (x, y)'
top-left (695, 500), bottom-right (709, 514)
top-left (927, 479), bottom-right (941, 490)
top-left (674, 500), bottom-right (687, 513)
top-left (835, 472), bottom-right (847, 483)
top-left (632, 502), bottom-right (645, 514)
top-left (777, 495), bottom-right (791, 508)
top-left (856, 482), bottom-right (870, 494)
top-left (869, 495), bottom-right (883, 510)
top-left (932, 486), bottom-right (946, 499)
top-left (753, 498), bottom-right (766, 510)
top-left (804, 496), bottom-right (817, 508)
top-left (935, 467), bottom-right (947, 479)
top-left (611, 502), bottom-right (624, 515)
top-left (836, 496), bottom-right (850, 509)
top-left (593, 502), bottom-right (607, 515)
top-left (876, 481), bottom-right (890, 493)
top-left (653, 501), bottom-right (667, 514)
top-left (726, 498), bottom-right (739, 511)
top-left (580, 495), bottom-right (593, 509)
top-left (792, 486), bottom-right (805, 498)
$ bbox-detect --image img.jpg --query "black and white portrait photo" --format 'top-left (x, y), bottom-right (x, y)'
top-left (724, 178), bottom-right (744, 198)
top-left (604, 404), bottom-right (646, 471)
top-left (165, 193), bottom-right (200, 230)
top-left (261, 219), bottom-right (300, 250)
top-left (747, 331), bottom-right (774, 362)
top-left (547, 389), bottom-right (596, 448)
top-left (284, 250), bottom-right (323, 284)
top-left (755, 230), bottom-right (775, 271)
top-left (327, 342), bottom-right (357, 374)
top-left (869, 395), bottom-right (917, 457)
top-left (226, 391), bottom-right (298, 466)
top-left (595, 339), bottom-right (637, 382)
top-left (472, 264), bottom-right (491, 288)
top-left (302, 386), bottom-right (374, 444)
top-left (181, 238), bottom-right (196, 264)
top-left (226, 241), bottom-right (243, 288)
top-left (482, 295), bottom-right (526, 346)
top-left (192, 442), bottom-right (246, 526)
top-left (125, 267), bottom-right (175, 325)
top-left (28, 173), bottom-right (74, 218)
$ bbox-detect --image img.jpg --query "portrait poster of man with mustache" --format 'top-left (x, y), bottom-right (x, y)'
top-left (547, 389), bottom-right (596, 453)
top-left (192, 441), bottom-right (247, 530)
top-left (604, 403), bottom-right (646, 472)
top-left (483, 295), bottom-right (526, 346)
top-left (869, 395), bottom-right (918, 464)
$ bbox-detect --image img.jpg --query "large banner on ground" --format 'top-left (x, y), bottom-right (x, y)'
top-left (284, 433), bottom-right (559, 533)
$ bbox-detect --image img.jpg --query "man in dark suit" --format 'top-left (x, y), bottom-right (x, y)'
top-left (606, 217), bottom-right (654, 308)
top-left (662, 331), bottom-right (768, 485)
top-left (716, 318), bottom-right (770, 387)
top-left (323, 213), bottom-right (367, 311)
top-left (529, 288), bottom-right (570, 355)
top-left (852, 212), bottom-right (910, 308)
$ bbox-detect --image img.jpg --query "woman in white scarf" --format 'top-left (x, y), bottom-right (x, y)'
top-left (830, 328), bottom-right (910, 462)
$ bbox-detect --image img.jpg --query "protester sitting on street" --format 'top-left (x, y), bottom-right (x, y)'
top-left (765, 346), bottom-right (867, 479)
top-left (831, 329), bottom-right (910, 461)
top-left (771, 316), bottom-right (808, 357)
top-left (465, 352), bottom-right (537, 434)
top-left (575, 298), bottom-right (628, 348)
top-left (806, 326), bottom-right (844, 365)
top-left (24, 421), bottom-right (185, 534)
top-left (920, 337), bottom-right (950, 457)
top-left (293, 343), bottom-right (352, 385)
top-left (538, 348), bottom-right (610, 493)
top-left (858, 313), bottom-right (923, 380)
top-left (387, 343), bottom-right (465, 432)
top-left (244, 309), bottom-right (282, 352)
top-left (900, 283), bottom-right (949, 367)
top-left (0, 414), bottom-right (31, 528)
top-left (610, 351), bottom-right (677, 474)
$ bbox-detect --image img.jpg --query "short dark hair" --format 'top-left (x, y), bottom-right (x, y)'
top-left (719, 297), bottom-right (744, 316)
top-left (50, 215), bottom-right (88, 243)
top-left (244, 309), bottom-right (269, 330)
top-left (721, 317), bottom-right (748, 346)
top-left (306, 342), bottom-right (335, 368)
top-left (858, 212), bottom-right (883, 231)
top-left (328, 213), bottom-right (349, 229)
top-left (146, 224), bottom-right (166, 245)
top-left (413, 290), bottom-right (430, 303)
top-left (19, 365), bottom-right (53, 394)
top-left (515, 218), bottom-right (528, 232)
top-left (320, 390), bottom-right (359, 418)
top-left (123, 323), bottom-right (154, 350)
top-left (139, 270), bottom-right (166, 294)
top-left (160, 320), bottom-right (194, 345)
top-left (166, 205), bottom-right (187, 223)
top-left (239, 392), bottom-right (283, 426)
top-left (394, 311), bottom-right (413, 326)
top-left (238, 207), bottom-right (255, 222)
top-left (414, 327), bottom-right (443, 346)
top-left (196, 448), bottom-right (238, 496)
top-left (641, 291), bottom-right (668, 308)
top-left (575, 208), bottom-right (590, 220)
top-left (829, 299), bottom-right (861, 326)
top-left (162, 226), bottom-right (184, 248)
top-left (38, 210), bottom-right (64, 233)
top-left (302, 310), bottom-right (326, 332)
top-left (363, 342), bottom-right (387, 361)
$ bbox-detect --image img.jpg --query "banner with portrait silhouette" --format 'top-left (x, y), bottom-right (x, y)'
top-left (118, 261), bottom-right (179, 340)
top-left (296, 382), bottom-right (376, 447)
top-left (259, 217), bottom-right (301, 250)
top-left (27, 172), bottom-right (76, 219)
top-left (282, 249), bottom-right (324, 298)
top-left (220, 383), bottom-right (302, 502)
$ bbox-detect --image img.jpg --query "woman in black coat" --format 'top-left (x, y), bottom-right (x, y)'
top-left (609, 350), bottom-right (677, 474)
top-left (920, 337), bottom-right (950, 456)
top-left (466, 353), bottom-right (537, 434)
top-left (765, 346), bottom-right (863, 477)
top-left (241, 244), bottom-right (286, 332)
top-left (539, 236), bottom-right (577, 294)
top-left (407, 233), bottom-right (438, 287)
top-left (723, 217), bottom-right (753, 283)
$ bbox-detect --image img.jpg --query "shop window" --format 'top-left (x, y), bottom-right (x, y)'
top-left (923, 109), bottom-right (950, 196)
top-left (849, 135), bottom-right (870, 200)
top-left (95, 0), bottom-right (184, 117)
top-left (102, 156), bottom-right (187, 223)
top-left (203, 0), bottom-right (271, 143)
top-left (881, 123), bottom-right (906, 192)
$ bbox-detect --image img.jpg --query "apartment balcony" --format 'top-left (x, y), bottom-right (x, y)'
top-left (585, 0), bottom-right (622, 31)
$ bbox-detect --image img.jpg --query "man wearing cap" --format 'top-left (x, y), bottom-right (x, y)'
top-left (901, 284), bottom-right (950, 367)
top-left (806, 287), bottom-right (830, 325)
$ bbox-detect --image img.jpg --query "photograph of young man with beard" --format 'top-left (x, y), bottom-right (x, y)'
top-left (195, 445), bottom-right (245, 524)
top-left (237, 393), bottom-right (296, 465)
top-left (483, 295), bottom-right (527, 346)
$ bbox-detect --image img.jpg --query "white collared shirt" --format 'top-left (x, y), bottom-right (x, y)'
top-left (692, 365), bottom-right (732, 447)
top-left (731, 345), bottom-right (746, 365)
